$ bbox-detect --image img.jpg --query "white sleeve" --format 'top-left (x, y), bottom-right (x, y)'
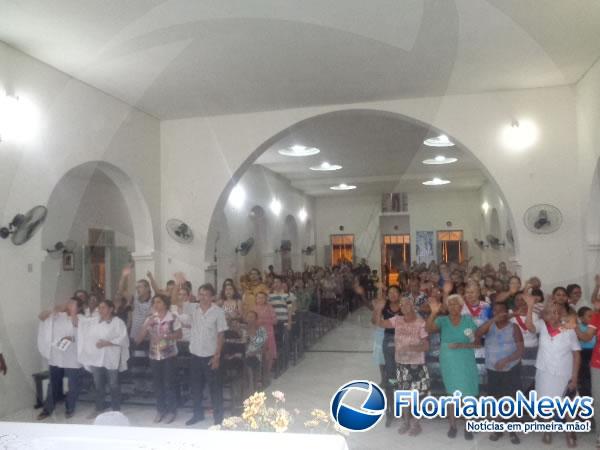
top-left (570, 330), bottom-right (582, 352)
top-left (217, 309), bottom-right (228, 333)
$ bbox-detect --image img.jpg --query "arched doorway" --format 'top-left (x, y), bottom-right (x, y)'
top-left (204, 109), bottom-right (518, 273)
top-left (42, 161), bottom-right (155, 305)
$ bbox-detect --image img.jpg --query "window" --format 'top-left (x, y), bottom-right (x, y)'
top-left (437, 230), bottom-right (465, 263)
top-left (331, 234), bottom-right (354, 266)
top-left (382, 234), bottom-right (410, 285)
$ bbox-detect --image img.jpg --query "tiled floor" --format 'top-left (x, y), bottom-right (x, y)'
top-left (3, 308), bottom-right (597, 449)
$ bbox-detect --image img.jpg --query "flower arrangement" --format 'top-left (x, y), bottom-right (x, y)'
top-left (216, 390), bottom-right (347, 435)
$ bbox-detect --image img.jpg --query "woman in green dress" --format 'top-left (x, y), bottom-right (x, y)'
top-left (426, 294), bottom-right (480, 441)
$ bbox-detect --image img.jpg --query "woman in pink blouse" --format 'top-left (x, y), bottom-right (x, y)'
top-left (374, 297), bottom-right (430, 437)
top-left (136, 294), bottom-right (182, 424)
top-left (254, 291), bottom-right (277, 387)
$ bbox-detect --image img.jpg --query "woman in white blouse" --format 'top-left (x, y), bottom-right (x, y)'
top-left (36, 297), bottom-right (84, 420)
top-left (77, 299), bottom-right (129, 416)
top-left (525, 293), bottom-right (580, 447)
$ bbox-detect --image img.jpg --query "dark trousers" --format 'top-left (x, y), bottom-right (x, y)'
top-left (487, 363), bottom-right (522, 399)
top-left (91, 366), bottom-right (121, 411)
top-left (382, 333), bottom-right (396, 418)
top-left (151, 358), bottom-right (178, 414)
top-left (44, 365), bottom-right (83, 414)
top-left (190, 355), bottom-right (223, 424)
top-left (580, 348), bottom-right (593, 398)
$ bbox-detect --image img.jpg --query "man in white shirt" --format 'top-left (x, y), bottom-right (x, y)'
top-left (186, 283), bottom-right (228, 426)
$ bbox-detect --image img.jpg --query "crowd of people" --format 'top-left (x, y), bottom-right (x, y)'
top-left (370, 260), bottom-right (595, 448)
top-left (1, 257), bottom-right (596, 447)
top-left (31, 261), bottom-right (372, 426)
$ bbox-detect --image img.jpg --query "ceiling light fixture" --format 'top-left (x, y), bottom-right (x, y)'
top-left (424, 134), bottom-right (455, 147)
top-left (422, 177), bottom-right (451, 186)
top-left (269, 199), bottom-right (282, 215)
top-left (278, 145), bottom-right (320, 157)
top-left (298, 208), bottom-right (308, 222)
top-left (228, 185), bottom-right (246, 209)
top-left (422, 155), bottom-right (458, 165)
top-left (482, 202), bottom-right (490, 214)
top-left (0, 92), bottom-right (39, 143)
top-left (330, 183), bottom-right (356, 191)
top-left (309, 162), bottom-right (342, 171)
top-left (501, 119), bottom-right (538, 151)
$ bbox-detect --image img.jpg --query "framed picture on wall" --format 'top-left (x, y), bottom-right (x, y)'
top-left (63, 252), bottom-right (75, 271)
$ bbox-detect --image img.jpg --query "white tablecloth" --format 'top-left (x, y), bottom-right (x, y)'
top-left (0, 422), bottom-right (349, 450)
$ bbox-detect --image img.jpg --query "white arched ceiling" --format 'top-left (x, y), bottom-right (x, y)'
top-left (3, 1), bottom-right (599, 118)
top-left (204, 109), bottom-right (518, 268)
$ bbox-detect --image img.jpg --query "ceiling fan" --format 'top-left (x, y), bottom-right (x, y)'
top-left (166, 218), bottom-right (194, 244)
top-left (46, 240), bottom-right (77, 259)
top-left (235, 237), bottom-right (255, 256)
top-left (523, 204), bottom-right (562, 234)
top-left (486, 234), bottom-right (505, 249)
top-left (0, 205), bottom-right (48, 246)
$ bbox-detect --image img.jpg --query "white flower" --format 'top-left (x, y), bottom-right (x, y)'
top-left (272, 391), bottom-right (285, 402)
top-left (208, 424), bottom-right (221, 431)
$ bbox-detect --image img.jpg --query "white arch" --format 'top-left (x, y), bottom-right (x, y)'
top-left (44, 161), bottom-right (155, 255)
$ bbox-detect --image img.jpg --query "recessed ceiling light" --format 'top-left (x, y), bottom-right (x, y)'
top-left (278, 145), bottom-right (320, 157)
top-left (422, 177), bottom-right (451, 186)
top-left (270, 199), bottom-right (282, 215)
top-left (424, 134), bottom-right (455, 147)
top-left (330, 183), bottom-right (356, 191)
top-left (298, 208), bottom-right (308, 222)
top-left (309, 162), bottom-right (342, 171)
top-left (422, 155), bottom-right (458, 165)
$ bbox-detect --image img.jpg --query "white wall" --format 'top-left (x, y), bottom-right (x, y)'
top-left (210, 165), bottom-right (314, 286)
top-left (314, 194), bottom-right (381, 268)
top-left (407, 190), bottom-right (482, 265)
top-left (0, 42), bottom-right (160, 417)
top-left (160, 85), bottom-right (583, 296)
top-left (478, 181), bottom-right (516, 270)
top-left (577, 57), bottom-right (600, 303)
top-left (41, 169), bottom-right (135, 304)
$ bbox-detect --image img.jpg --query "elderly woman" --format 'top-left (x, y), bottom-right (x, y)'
top-left (136, 294), bottom-right (182, 424)
top-left (374, 297), bottom-right (429, 437)
top-left (36, 297), bottom-right (85, 420)
top-left (77, 299), bottom-right (129, 418)
top-left (525, 293), bottom-right (580, 447)
top-left (426, 294), bottom-right (480, 441)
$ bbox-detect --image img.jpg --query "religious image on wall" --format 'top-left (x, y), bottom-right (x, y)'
top-left (416, 230), bottom-right (435, 264)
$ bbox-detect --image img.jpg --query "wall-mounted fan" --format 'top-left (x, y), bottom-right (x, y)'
top-left (302, 245), bottom-right (316, 255)
top-left (523, 204), bottom-right (562, 234)
top-left (0, 205), bottom-right (48, 246)
top-left (473, 238), bottom-right (488, 250)
top-left (280, 240), bottom-right (292, 252)
top-left (506, 229), bottom-right (515, 247)
top-left (235, 237), bottom-right (255, 256)
top-left (46, 240), bottom-right (77, 259)
top-left (166, 219), bottom-right (194, 244)
top-left (486, 234), bottom-right (505, 249)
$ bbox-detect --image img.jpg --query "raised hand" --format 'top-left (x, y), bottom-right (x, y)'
top-left (428, 297), bottom-right (442, 315)
top-left (373, 298), bottom-right (386, 312)
top-left (442, 280), bottom-right (454, 296)
top-left (122, 265), bottom-right (132, 278)
top-left (523, 293), bottom-right (536, 309)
